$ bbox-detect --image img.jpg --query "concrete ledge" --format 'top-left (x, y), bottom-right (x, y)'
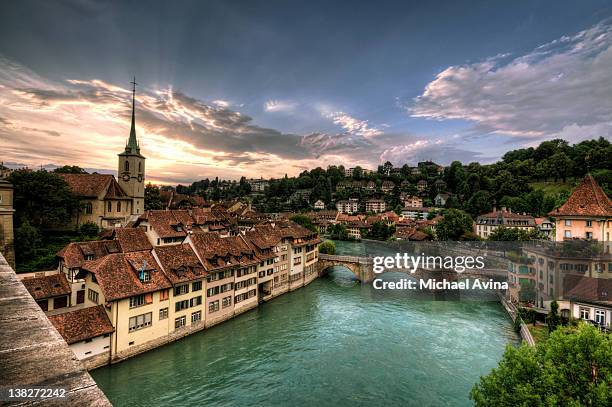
top-left (0, 253), bottom-right (111, 406)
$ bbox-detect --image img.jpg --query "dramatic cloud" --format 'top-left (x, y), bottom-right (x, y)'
top-left (264, 99), bottom-right (297, 113)
top-left (411, 21), bottom-right (612, 141)
top-left (327, 111), bottom-right (383, 138)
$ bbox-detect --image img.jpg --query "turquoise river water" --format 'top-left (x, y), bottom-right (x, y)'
top-left (92, 240), bottom-right (518, 406)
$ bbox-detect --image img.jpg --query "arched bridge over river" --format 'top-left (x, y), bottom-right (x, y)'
top-left (317, 254), bottom-right (507, 283)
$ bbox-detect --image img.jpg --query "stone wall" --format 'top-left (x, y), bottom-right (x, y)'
top-left (0, 252), bottom-right (111, 405)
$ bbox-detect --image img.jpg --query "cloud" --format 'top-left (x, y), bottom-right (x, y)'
top-left (264, 99), bottom-right (297, 113)
top-left (327, 111), bottom-right (383, 137)
top-left (411, 20), bottom-right (612, 141)
top-left (212, 99), bottom-right (230, 108)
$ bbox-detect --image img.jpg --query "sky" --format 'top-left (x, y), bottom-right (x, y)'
top-left (1, 0), bottom-right (612, 184)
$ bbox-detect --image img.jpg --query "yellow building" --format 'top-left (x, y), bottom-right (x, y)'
top-left (0, 179), bottom-right (15, 268)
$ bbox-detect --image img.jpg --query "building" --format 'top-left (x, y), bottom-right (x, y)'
top-left (59, 81), bottom-right (145, 228)
top-left (48, 305), bottom-right (115, 369)
top-left (507, 241), bottom-right (612, 308)
top-left (403, 195), bottom-right (423, 209)
top-left (381, 181), bottom-right (395, 193)
top-left (402, 207), bottom-right (433, 220)
top-left (564, 275), bottom-right (611, 329)
top-left (246, 178), bottom-right (269, 192)
top-left (366, 181), bottom-right (376, 191)
top-left (535, 218), bottom-right (555, 240)
top-left (475, 207), bottom-right (536, 239)
top-left (434, 193), bottom-right (451, 207)
top-left (117, 81), bottom-right (146, 216)
top-left (22, 273), bottom-right (72, 311)
top-left (336, 199), bottom-right (359, 214)
top-left (0, 162), bottom-right (13, 179)
top-left (314, 200), bottom-right (325, 210)
top-left (365, 198), bottom-right (386, 213)
top-left (417, 180), bottom-right (427, 192)
top-left (0, 179), bottom-right (15, 268)
top-left (548, 175), bottom-right (611, 243)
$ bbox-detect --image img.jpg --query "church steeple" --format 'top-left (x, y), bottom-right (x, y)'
top-left (126, 76), bottom-right (140, 154)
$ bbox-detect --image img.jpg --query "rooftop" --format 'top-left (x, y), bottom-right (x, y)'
top-left (549, 174), bottom-right (611, 218)
top-left (22, 273), bottom-right (71, 300)
top-left (48, 305), bottom-right (115, 345)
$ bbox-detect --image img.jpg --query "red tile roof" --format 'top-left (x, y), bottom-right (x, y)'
top-left (564, 275), bottom-right (612, 305)
top-left (58, 173), bottom-right (128, 199)
top-left (82, 251), bottom-right (171, 302)
top-left (57, 240), bottom-right (121, 269)
top-left (22, 273), bottom-right (71, 300)
top-left (112, 228), bottom-right (153, 252)
top-left (549, 175), bottom-right (612, 218)
top-left (154, 244), bottom-right (208, 284)
top-left (138, 210), bottom-right (187, 238)
top-left (189, 232), bottom-right (258, 271)
top-left (48, 305), bottom-right (114, 344)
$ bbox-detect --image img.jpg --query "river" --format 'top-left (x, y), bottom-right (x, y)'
top-left (92, 240), bottom-right (518, 406)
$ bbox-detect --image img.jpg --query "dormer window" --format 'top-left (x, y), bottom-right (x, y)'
top-left (85, 254), bottom-right (94, 261)
top-left (139, 270), bottom-right (151, 282)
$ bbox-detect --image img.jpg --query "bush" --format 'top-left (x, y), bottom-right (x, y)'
top-left (319, 240), bottom-right (336, 255)
top-left (79, 221), bottom-right (100, 238)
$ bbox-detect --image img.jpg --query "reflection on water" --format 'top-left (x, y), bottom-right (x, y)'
top-left (92, 241), bottom-right (518, 407)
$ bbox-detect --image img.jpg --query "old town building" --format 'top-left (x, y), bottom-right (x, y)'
top-left (475, 207), bottom-right (536, 239)
top-left (0, 179), bottom-right (15, 268)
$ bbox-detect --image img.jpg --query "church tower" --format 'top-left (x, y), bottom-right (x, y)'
top-left (118, 77), bottom-right (146, 215)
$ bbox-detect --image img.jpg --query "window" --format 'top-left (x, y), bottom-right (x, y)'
top-left (189, 296), bottom-right (202, 307)
top-left (124, 161), bottom-right (129, 172)
top-left (138, 270), bottom-right (150, 282)
top-left (192, 281), bottom-right (202, 291)
top-left (222, 296), bottom-right (231, 308)
top-left (85, 203), bottom-right (93, 214)
top-left (107, 201), bottom-right (112, 212)
top-left (564, 230), bottom-right (572, 238)
top-left (138, 162), bottom-right (142, 173)
top-left (174, 284), bottom-right (189, 296)
top-left (129, 312), bottom-right (152, 332)
top-left (88, 289), bottom-right (99, 304)
top-left (586, 220), bottom-right (592, 227)
top-left (209, 300), bottom-right (220, 313)
top-left (159, 308), bottom-right (168, 320)
top-left (160, 289), bottom-right (169, 301)
top-left (595, 309), bottom-right (606, 325)
top-left (175, 316), bottom-right (186, 329)
top-left (191, 311), bottom-right (202, 324)
top-left (130, 295), bottom-right (146, 308)
top-left (293, 257), bottom-right (302, 265)
top-left (580, 308), bottom-right (590, 320)
top-left (207, 286), bottom-right (219, 297)
top-left (564, 219), bottom-right (572, 226)
top-left (586, 232), bottom-right (593, 239)
top-left (175, 300), bottom-right (189, 312)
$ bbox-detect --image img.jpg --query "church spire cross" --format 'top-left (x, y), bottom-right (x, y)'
top-left (126, 76), bottom-right (140, 154)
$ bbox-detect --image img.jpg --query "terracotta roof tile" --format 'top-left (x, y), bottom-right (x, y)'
top-left (112, 228), bottom-right (153, 252)
top-left (57, 240), bottom-right (121, 269)
top-left (549, 175), bottom-right (612, 217)
top-left (155, 244), bottom-right (208, 284)
top-left (82, 251), bottom-right (172, 302)
top-left (22, 273), bottom-right (71, 300)
top-left (189, 232), bottom-right (258, 271)
top-left (48, 305), bottom-right (114, 344)
top-left (58, 173), bottom-right (127, 199)
top-left (564, 274), bottom-right (612, 305)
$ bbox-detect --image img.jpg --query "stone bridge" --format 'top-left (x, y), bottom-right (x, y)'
top-left (317, 254), bottom-right (507, 283)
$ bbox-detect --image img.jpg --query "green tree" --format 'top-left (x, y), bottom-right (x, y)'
top-left (8, 170), bottom-right (80, 229)
top-left (546, 300), bottom-right (561, 333)
top-left (53, 165), bottom-right (87, 174)
top-left (318, 240), bottom-right (336, 255)
top-left (14, 220), bottom-right (42, 264)
top-left (144, 183), bottom-right (164, 210)
top-left (471, 323), bottom-right (611, 406)
top-left (435, 209), bottom-right (474, 240)
top-left (289, 215), bottom-right (317, 233)
top-left (328, 223), bottom-right (350, 240)
top-left (79, 221), bottom-right (100, 238)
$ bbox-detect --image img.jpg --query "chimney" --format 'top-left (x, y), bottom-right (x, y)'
top-left (501, 206), bottom-right (507, 212)
top-left (493, 206), bottom-right (497, 213)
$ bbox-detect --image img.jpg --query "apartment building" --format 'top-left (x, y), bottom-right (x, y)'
top-left (475, 207), bottom-right (536, 239)
top-left (381, 181), bottom-right (395, 193)
top-left (548, 174), bottom-right (611, 244)
top-left (336, 199), bottom-right (359, 214)
top-left (365, 198), bottom-right (386, 213)
top-left (403, 195), bottom-right (423, 209)
top-left (246, 177), bottom-right (269, 192)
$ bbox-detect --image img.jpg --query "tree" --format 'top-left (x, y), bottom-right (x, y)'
top-left (328, 223), bottom-right (350, 240)
top-left (318, 240), bottom-right (336, 255)
top-left (546, 300), bottom-right (561, 333)
top-left (79, 221), bottom-right (100, 238)
top-left (144, 183), bottom-right (164, 210)
top-left (53, 165), bottom-right (87, 174)
top-left (465, 190), bottom-right (493, 217)
top-left (488, 227), bottom-right (543, 241)
top-left (8, 170), bottom-right (80, 229)
top-left (289, 215), bottom-right (317, 233)
top-left (14, 220), bottom-right (42, 263)
top-left (471, 323), bottom-right (611, 406)
top-left (435, 209), bottom-right (474, 240)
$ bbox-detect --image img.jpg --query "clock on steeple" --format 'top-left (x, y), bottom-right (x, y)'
top-left (118, 77), bottom-right (146, 215)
